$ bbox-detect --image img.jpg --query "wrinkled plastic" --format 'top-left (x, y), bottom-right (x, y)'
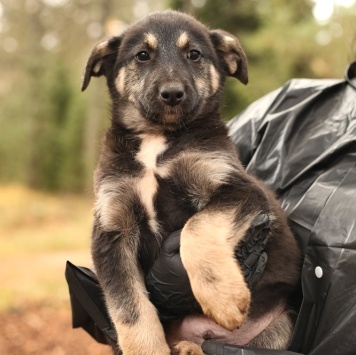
top-left (224, 62), bottom-right (356, 355)
top-left (65, 261), bottom-right (117, 343)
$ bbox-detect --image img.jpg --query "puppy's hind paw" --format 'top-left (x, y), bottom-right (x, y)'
top-left (195, 274), bottom-right (251, 331)
top-left (172, 341), bottom-right (204, 355)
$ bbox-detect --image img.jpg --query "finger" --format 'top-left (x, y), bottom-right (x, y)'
top-left (202, 340), bottom-right (225, 355)
top-left (162, 229), bottom-right (182, 255)
top-left (248, 252), bottom-right (268, 289)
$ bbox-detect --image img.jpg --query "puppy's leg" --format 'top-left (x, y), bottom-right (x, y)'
top-left (180, 209), bottom-right (254, 331)
top-left (92, 227), bottom-right (169, 355)
top-left (92, 231), bottom-right (169, 355)
top-left (247, 310), bottom-right (295, 349)
top-left (92, 179), bottom-right (170, 355)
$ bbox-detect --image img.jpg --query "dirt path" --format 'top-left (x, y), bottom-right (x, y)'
top-left (0, 303), bottom-right (113, 355)
top-left (0, 251), bottom-right (112, 355)
top-left (0, 186), bottom-right (112, 354)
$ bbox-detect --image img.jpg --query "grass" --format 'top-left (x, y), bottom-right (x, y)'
top-left (0, 184), bottom-right (95, 310)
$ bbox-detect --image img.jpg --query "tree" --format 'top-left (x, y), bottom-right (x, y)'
top-left (0, 0), bottom-right (132, 191)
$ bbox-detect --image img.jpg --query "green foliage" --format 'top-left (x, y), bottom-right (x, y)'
top-left (0, 58), bottom-right (87, 192)
top-left (0, 0), bottom-right (108, 192)
top-left (0, 0), bottom-right (354, 191)
top-left (39, 63), bottom-right (87, 191)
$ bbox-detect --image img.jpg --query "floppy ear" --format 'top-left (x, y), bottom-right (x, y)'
top-left (81, 36), bottom-right (122, 92)
top-left (209, 30), bottom-right (248, 85)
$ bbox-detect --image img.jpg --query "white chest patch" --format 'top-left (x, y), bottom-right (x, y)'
top-left (135, 134), bottom-right (167, 234)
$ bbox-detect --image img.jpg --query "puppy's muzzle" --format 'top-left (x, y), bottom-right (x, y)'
top-left (160, 85), bottom-right (185, 107)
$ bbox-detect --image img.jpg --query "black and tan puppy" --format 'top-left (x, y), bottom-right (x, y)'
top-left (82, 11), bottom-right (301, 355)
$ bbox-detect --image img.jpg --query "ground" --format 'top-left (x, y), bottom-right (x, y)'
top-left (0, 185), bottom-right (112, 354)
top-left (0, 303), bottom-right (112, 355)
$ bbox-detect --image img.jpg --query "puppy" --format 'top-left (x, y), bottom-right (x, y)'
top-left (82, 11), bottom-right (301, 355)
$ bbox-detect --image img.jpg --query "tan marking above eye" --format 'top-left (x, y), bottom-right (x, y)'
top-left (176, 31), bottom-right (189, 48)
top-left (144, 32), bottom-right (158, 49)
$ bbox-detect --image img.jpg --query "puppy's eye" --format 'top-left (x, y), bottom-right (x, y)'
top-left (136, 51), bottom-right (150, 62)
top-left (187, 50), bottom-right (201, 61)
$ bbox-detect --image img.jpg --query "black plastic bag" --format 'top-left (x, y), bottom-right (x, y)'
top-left (225, 61), bottom-right (356, 355)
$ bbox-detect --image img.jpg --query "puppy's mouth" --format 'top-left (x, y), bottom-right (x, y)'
top-left (139, 102), bottom-right (198, 129)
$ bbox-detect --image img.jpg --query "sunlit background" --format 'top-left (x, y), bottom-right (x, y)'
top-left (0, 0), bottom-right (355, 354)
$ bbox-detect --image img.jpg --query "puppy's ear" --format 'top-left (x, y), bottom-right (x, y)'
top-left (81, 36), bottom-right (121, 91)
top-left (210, 30), bottom-right (248, 85)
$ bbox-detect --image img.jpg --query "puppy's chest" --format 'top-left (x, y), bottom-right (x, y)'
top-left (135, 135), bottom-right (167, 204)
top-left (134, 134), bottom-right (235, 231)
top-left (134, 134), bottom-right (201, 231)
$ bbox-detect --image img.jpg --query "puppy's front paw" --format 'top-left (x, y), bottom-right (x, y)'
top-left (117, 319), bottom-right (170, 355)
top-left (172, 341), bottom-right (204, 355)
top-left (193, 270), bottom-right (251, 331)
top-left (119, 335), bottom-right (170, 355)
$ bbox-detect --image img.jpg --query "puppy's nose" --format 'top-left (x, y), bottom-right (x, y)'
top-left (160, 86), bottom-right (185, 107)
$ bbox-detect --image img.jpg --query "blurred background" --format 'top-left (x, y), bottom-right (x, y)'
top-left (0, 0), bottom-right (355, 354)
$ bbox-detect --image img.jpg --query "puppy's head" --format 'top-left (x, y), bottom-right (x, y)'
top-left (82, 11), bottom-right (248, 131)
